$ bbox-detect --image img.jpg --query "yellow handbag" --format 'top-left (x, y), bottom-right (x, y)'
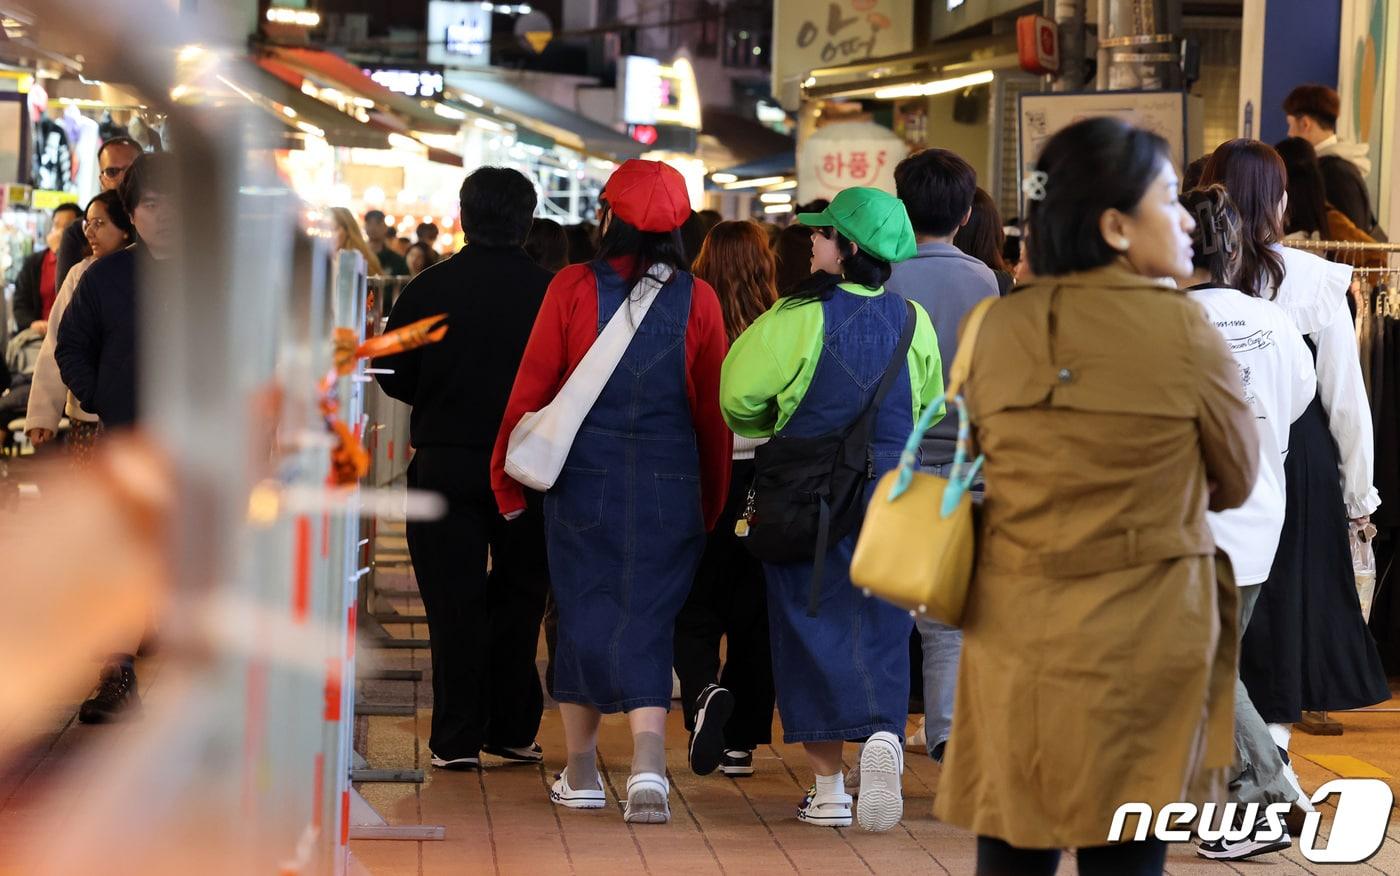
top-left (849, 297), bottom-right (995, 625)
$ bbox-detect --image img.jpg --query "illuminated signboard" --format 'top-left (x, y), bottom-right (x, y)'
top-left (427, 1), bottom-right (493, 67)
top-left (365, 68), bottom-right (446, 98)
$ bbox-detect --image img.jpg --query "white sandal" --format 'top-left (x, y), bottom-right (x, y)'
top-left (798, 786), bottom-right (853, 827)
top-left (550, 770), bottom-right (606, 810)
top-left (855, 731), bottom-right (904, 832)
top-left (624, 772), bottom-right (671, 824)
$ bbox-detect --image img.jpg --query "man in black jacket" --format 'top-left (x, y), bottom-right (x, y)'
top-left (373, 167), bottom-right (553, 771)
top-left (12, 203), bottom-right (83, 337)
top-left (52, 151), bottom-right (176, 725)
top-left (1284, 84), bottom-right (1386, 239)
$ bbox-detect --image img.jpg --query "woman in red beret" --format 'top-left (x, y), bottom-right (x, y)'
top-left (491, 160), bottom-right (731, 824)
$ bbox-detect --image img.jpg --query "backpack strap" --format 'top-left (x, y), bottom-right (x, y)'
top-left (805, 299), bottom-right (917, 617)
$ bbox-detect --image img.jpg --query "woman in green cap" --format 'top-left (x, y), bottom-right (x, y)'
top-left (719, 186), bottom-right (943, 832)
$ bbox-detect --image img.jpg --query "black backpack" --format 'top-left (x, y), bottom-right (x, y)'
top-left (739, 297), bottom-right (916, 615)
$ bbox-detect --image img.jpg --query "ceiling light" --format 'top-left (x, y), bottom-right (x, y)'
top-left (710, 172), bottom-right (738, 184)
top-left (266, 7), bottom-right (321, 27)
top-left (763, 203), bottom-right (793, 214)
top-left (722, 175), bottom-right (787, 190)
top-left (759, 193), bottom-right (791, 204)
top-left (873, 70), bottom-right (994, 100)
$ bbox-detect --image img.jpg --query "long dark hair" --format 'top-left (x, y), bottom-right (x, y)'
top-left (594, 201), bottom-right (688, 285)
top-left (954, 187), bottom-right (1010, 273)
top-left (1026, 117), bottom-right (1170, 277)
top-left (1273, 137), bottom-right (1332, 239)
top-left (1181, 185), bottom-right (1244, 287)
top-left (773, 223), bottom-right (815, 296)
top-left (692, 221), bottom-right (777, 342)
top-left (783, 229), bottom-right (892, 303)
top-left (1198, 139), bottom-right (1287, 298)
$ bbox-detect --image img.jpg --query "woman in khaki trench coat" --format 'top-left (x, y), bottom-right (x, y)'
top-left (934, 118), bottom-right (1260, 876)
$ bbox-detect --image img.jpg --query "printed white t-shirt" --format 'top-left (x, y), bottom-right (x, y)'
top-left (1188, 286), bottom-right (1317, 585)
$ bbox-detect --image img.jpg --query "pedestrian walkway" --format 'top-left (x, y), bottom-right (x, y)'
top-left (350, 589), bottom-right (1400, 875)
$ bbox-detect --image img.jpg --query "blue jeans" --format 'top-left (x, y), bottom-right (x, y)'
top-left (915, 461), bottom-right (980, 761)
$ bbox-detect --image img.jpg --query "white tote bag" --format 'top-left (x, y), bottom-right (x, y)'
top-left (504, 265), bottom-right (673, 491)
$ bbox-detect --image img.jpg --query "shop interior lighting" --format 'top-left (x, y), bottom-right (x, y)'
top-left (710, 172), bottom-right (738, 184)
top-left (434, 103), bottom-right (467, 120)
top-left (873, 70), bottom-right (994, 100)
top-left (722, 175), bottom-right (787, 190)
top-left (759, 192), bottom-right (791, 204)
top-left (764, 203), bottom-right (793, 214)
top-left (767, 180), bottom-right (798, 191)
top-left (266, 7), bottom-right (322, 27)
top-left (474, 117), bottom-right (505, 132)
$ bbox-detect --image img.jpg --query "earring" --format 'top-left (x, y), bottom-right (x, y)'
top-left (1115, 238), bottom-right (1130, 252)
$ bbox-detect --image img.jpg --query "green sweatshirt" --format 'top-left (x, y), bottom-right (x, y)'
top-left (720, 284), bottom-right (945, 438)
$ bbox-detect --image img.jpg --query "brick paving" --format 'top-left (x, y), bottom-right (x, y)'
top-left (349, 591), bottom-right (1400, 875)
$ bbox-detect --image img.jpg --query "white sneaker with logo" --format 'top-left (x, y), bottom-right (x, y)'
top-left (798, 786), bottom-right (853, 827)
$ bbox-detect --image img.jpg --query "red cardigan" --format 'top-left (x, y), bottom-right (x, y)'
top-left (490, 258), bottom-right (732, 529)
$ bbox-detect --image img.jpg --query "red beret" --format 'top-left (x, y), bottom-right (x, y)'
top-left (603, 159), bottom-right (691, 233)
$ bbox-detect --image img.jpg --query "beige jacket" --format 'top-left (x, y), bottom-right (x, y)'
top-left (26, 256), bottom-right (99, 431)
top-left (932, 266), bottom-right (1259, 848)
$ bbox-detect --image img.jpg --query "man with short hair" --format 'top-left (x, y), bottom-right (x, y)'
top-left (53, 151), bottom-right (178, 724)
top-left (373, 167), bottom-right (553, 771)
top-left (416, 221), bottom-right (440, 248)
top-left (884, 147), bottom-right (1000, 768)
top-left (363, 209), bottom-right (410, 275)
top-left (1283, 84), bottom-right (1384, 237)
top-left (13, 203), bottom-right (84, 338)
top-left (56, 137), bottom-right (143, 288)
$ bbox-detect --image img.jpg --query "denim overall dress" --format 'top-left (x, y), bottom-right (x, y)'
top-left (546, 262), bottom-right (707, 713)
top-left (764, 288), bottom-right (916, 743)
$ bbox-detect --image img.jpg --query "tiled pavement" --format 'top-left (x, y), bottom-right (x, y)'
top-left (348, 587), bottom-right (1400, 876)
top-left (2, 587), bottom-right (1397, 875)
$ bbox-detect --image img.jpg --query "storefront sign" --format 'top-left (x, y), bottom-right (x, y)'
top-left (427, 1), bottom-right (493, 67)
top-left (364, 68), bottom-right (446, 99)
top-left (620, 56), bottom-right (702, 129)
top-left (796, 120), bottom-right (907, 203)
top-left (771, 0), bottom-right (914, 110)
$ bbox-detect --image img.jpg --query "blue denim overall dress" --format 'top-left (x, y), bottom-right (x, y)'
top-left (763, 287), bottom-right (916, 743)
top-left (546, 261), bottom-right (707, 713)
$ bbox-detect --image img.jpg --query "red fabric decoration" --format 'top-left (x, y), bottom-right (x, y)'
top-left (603, 159), bottom-right (691, 233)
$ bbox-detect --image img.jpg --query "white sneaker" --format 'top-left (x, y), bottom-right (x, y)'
top-left (1197, 815), bottom-right (1291, 860)
top-left (856, 731), bottom-right (904, 832)
top-left (624, 772), bottom-right (670, 824)
top-left (550, 770), bottom-right (606, 810)
top-left (798, 786), bottom-right (853, 827)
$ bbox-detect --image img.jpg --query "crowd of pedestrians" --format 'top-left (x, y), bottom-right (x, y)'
top-left (4, 80), bottom-right (1386, 876)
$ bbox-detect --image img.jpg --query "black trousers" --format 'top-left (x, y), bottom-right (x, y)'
top-left (975, 837), bottom-right (1166, 876)
top-left (405, 447), bottom-right (549, 759)
top-left (672, 460), bottom-right (775, 749)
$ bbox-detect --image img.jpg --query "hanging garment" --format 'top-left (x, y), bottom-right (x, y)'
top-left (546, 263), bottom-right (708, 713)
top-left (1240, 341), bottom-right (1391, 723)
top-left (33, 118), bottom-right (73, 192)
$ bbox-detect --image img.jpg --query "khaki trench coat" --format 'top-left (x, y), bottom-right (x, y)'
top-left (932, 267), bottom-right (1260, 849)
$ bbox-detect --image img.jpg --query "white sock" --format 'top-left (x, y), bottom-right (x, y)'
top-left (1269, 723), bottom-right (1292, 751)
top-left (815, 772), bottom-right (844, 797)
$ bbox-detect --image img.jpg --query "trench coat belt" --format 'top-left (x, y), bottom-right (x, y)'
top-left (981, 525), bottom-right (1217, 578)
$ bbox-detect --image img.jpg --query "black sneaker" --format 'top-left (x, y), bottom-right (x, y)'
top-left (78, 662), bottom-right (140, 724)
top-left (689, 684), bottom-right (734, 776)
top-left (719, 749), bottom-right (754, 777)
top-left (1198, 814), bottom-right (1291, 861)
top-left (429, 753), bottom-right (481, 771)
top-left (482, 742), bottom-right (544, 764)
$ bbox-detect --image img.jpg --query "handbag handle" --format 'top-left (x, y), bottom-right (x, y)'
top-left (887, 297), bottom-right (998, 511)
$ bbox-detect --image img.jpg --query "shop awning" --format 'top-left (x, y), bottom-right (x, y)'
top-left (802, 35), bottom-right (1019, 102)
top-left (717, 152), bottom-right (795, 180)
top-left (226, 61), bottom-right (391, 149)
top-left (262, 46), bottom-right (460, 136)
top-left (445, 72), bottom-right (644, 162)
top-left (701, 109), bottom-right (794, 167)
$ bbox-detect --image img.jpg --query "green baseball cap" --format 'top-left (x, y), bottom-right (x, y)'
top-left (797, 186), bottom-right (917, 264)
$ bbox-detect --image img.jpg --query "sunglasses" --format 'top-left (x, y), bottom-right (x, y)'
top-left (101, 166), bottom-right (130, 180)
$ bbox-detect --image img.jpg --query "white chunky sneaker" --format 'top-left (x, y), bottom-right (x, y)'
top-left (856, 731), bottom-right (904, 832)
top-left (624, 772), bottom-right (671, 824)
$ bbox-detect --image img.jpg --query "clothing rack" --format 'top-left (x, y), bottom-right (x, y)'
top-left (1277, 239), bottom-right (1400, 733)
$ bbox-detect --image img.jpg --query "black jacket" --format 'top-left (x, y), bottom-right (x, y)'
top-left (375, 245), bottom-right (410, 277)
top-left (373, 245), bottom-right (552, 452)
top-left (1320, 155), bottom-right (1383, 238)
top-left (11, 249), bottom-right (48, 332)
top-left (54, 246), bottom-right (141, 428)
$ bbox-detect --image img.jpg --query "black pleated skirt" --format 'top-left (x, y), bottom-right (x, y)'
top-left (1239, 394), bottom-right (1391, 723)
